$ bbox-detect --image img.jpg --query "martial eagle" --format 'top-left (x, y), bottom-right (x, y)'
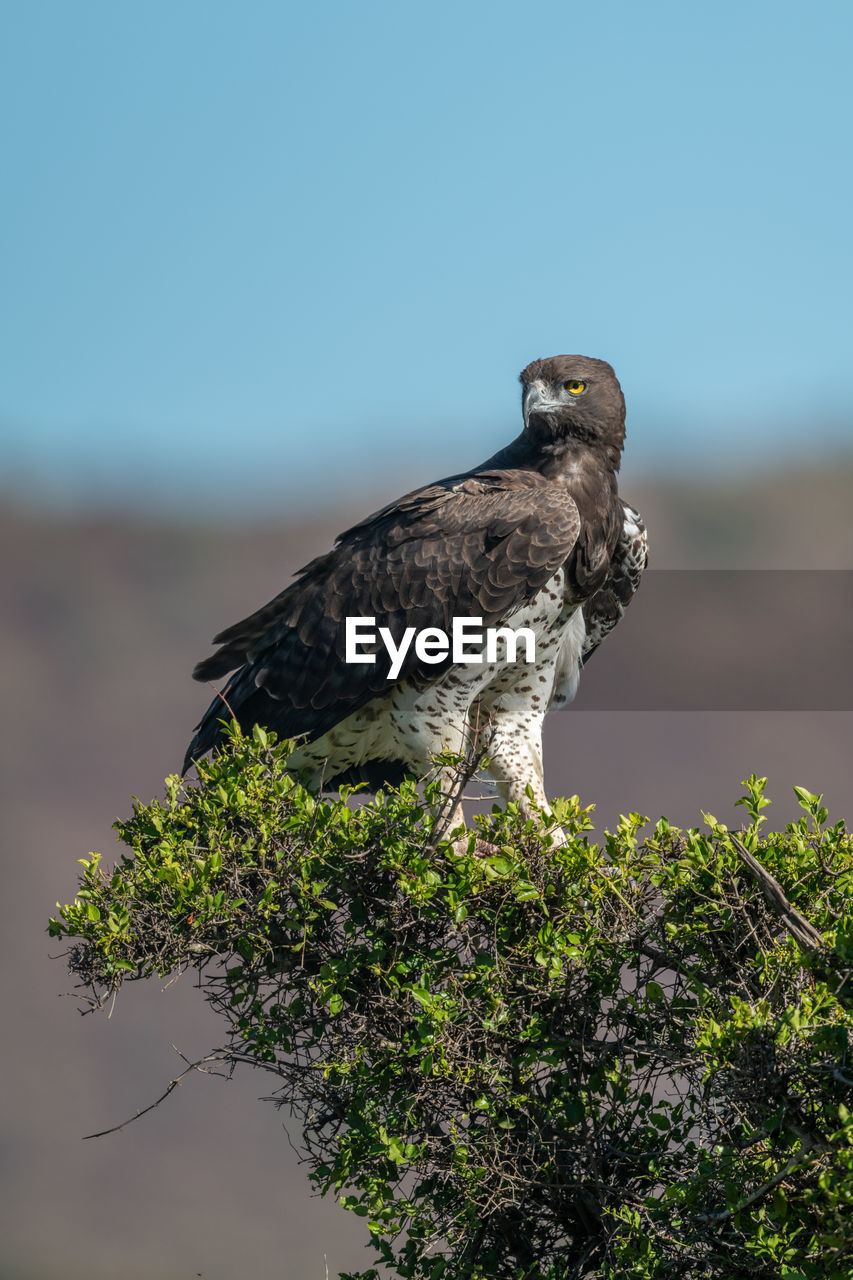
top-left (184, 355), bottom-right (648, 826)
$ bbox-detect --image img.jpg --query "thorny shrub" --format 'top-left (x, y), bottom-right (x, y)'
top-left (50, 725), bottom-right (853, 1279)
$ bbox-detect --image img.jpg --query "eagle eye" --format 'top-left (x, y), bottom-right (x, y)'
top-left (565, 380), bottom-right (586, 395)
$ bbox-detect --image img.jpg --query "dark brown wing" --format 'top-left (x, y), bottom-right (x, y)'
top-left (581, 500), bottom-right (648, 664)
top-left (184, 470), bottom-right (580, 767)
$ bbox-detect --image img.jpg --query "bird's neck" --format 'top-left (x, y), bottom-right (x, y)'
top-left (537, 437), bottom-right (621, 483)
top-left (486, 433), bottom-right (621, 484)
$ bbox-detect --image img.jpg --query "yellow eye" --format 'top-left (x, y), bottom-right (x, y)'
top-left (566, 380), bottom-right (586, 395)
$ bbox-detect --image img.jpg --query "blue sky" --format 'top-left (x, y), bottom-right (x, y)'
top-left (2, 0), bottom-right (851, 514)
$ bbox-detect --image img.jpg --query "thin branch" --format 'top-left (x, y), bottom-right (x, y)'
top-left (698, 1146), bottom-right (825, 1226)
top-left (728, 833), bottom-right (824, 951)
top-left (82, 1048), bottom-right (233, 1140)
top-left (209, 682), bottom-right (238, 724)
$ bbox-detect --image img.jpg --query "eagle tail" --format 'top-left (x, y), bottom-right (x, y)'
top-left (182, 668), bottom-right (261, 774)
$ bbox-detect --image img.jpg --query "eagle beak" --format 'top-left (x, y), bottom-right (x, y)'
top-left (523, 381), bottom-right (550, 427)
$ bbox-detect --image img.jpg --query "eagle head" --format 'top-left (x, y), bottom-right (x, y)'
top-left (519, 355), bottom-right (626, 464)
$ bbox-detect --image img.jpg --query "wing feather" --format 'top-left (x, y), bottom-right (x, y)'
top-left (185, 470), bottom-right (581, 765)
top-left (581, 500), bottom-right (649, 664)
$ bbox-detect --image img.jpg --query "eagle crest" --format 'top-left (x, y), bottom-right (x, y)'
top-left (185, 355), bottom-right (648, 824)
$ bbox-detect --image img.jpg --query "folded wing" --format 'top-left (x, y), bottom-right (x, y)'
top-left (184, 470), bottom-right (581, 768)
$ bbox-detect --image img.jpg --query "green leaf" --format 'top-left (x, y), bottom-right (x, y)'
top-left (409, 985), bottom-right (433, 1009)
top-left (563, 1098), bottom-right (584, 1125)
top-left (386, 1135), bottom-right (406, 1163)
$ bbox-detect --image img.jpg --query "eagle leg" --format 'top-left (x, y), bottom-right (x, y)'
top-left (483, 717), bottom-right (567, 846)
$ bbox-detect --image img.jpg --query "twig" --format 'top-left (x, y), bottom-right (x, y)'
top-left (698, 1146), bottom-right (825, 1225)
top-left (209, 682), bottom-right (238, 724)
top-left (728, 833), bottom-right (824, 951)
top-left (82, 1048), bottom-right (232, 1140)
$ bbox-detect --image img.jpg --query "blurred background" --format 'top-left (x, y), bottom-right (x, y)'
top-left (2, 1), bottom-right (851, 1276)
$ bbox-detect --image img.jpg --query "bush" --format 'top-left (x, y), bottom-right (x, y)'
top-left (50, 725), bottom-right (853, 1279)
